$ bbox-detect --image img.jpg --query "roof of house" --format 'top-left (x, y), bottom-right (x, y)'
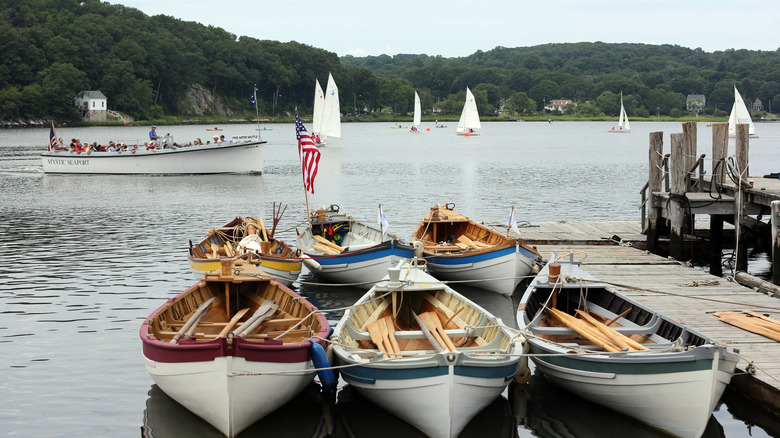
top-left (77, 90), bottom-right (108, 100)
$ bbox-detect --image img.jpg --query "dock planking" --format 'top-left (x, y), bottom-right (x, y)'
top-left (512, 219), bottom-right (780, 414)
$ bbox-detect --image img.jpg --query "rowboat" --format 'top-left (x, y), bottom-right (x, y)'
top-left (189, 216), bottom-right (301, 286)
top-left (331, 259), bottom-right (528, 438)
top-left (516, 252), bottom-right (739, 438)
top-left (296, 205), bottom-right (416, 289)
top-left (41, 140), bottom-right (265, 174)
top-left (140, 265), bottom-right (331, 437)
top-left (411, 204), bottom-right (541, 296)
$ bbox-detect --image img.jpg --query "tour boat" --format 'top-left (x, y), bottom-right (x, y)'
top-left (41, 139), bottom-right (265, 174)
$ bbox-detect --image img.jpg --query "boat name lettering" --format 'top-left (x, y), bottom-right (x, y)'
top-left (46, 158), bottom-right (89, 166)
top-left (232, 135), bottom-right (257, 140)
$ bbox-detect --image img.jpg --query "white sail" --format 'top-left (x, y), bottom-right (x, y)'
top-left (312, 79), bottom-right (325, 137)
top-left (456, 87), bottom-right (481, 135)
top-left (609, 93), bottom-right (630, 133)
top-left (412, 91), bottom-right (421, 130)
top-left (728, 86), bottom-right (756, 137)
top-left (620, 101), bottom-right (630, 131)
top-left (320, 73), bottom-right (342, 140)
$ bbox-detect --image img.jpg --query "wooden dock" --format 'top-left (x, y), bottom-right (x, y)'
top-left (511, 220), bottom-right (780, 417)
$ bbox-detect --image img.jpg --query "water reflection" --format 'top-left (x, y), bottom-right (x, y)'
top-left (512, 372), bottom-right (725, 438)
top-left (142, 383), bottom-right (333, 438)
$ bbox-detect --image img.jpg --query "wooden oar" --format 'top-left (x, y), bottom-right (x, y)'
top-left (575, 309), bottom-right (648, 351)
top-left (257, 215), bottom-right (268, 241)
top-left (217, 308), bottom-right (250, 338)
top-left (605, 308), bottom-right (633, 327)
top-left (412, 312), bottom-right (445, 352)
top-left (367, 320), bottom-right (388, 355)
top-left (233, 300), bottom-right (277, 337)
top-left (377, 317), bottom-right (401, 358)
top-left (547, 307), bottom-right (620, 352)
top-left (426, 312), bottom-right (457, 351)
top-left (382, 317), bottom-right (403, 357)
top-left (417, 312), bottom-right (453, 351)
top-left (171, 297), bottom-right (216, 344)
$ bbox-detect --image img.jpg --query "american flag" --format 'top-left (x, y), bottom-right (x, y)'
top-left (295, 112), bottom-right (320, 194)
top-left (48, 122), bottom-right (57, 151)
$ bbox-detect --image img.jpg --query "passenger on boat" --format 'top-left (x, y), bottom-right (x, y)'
top-left (108, 142), bottom-right (117, 152)
top-left (149, 125), bottom-right (159, 141)
top-left (237, 220), bottom-right (263, 254)
top-left (54, 138), bottom-right (67, 152)
top-left (213, 135), bottom-right (220, 144)
top-left (219, 135), bottom-right (226, 143)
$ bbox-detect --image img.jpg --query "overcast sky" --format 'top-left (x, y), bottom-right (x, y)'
top-left (114, 0), bottom-right (779, 57)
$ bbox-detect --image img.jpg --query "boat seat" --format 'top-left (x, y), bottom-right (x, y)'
top-left (348, 328), bottom-right (470, 341)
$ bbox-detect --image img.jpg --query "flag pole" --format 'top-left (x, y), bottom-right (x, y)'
top-left (254, 85), bottom-right (261, 142)
top-left (507, 206), bottom-right (515, 237)
top-left (379, 204), bottom-right (383, 235)
top-left (296, 107), bottom-right (312, 229)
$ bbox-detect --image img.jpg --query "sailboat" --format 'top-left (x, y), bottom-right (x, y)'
top-left (609, 92), bottom-right (630, 133)
top-left (312, 73), bottom-right (342, 145)
top-left (312, 79), bottom-right (325, 145)
top-left (410, 91), bottom-right (421, 132)
top-left (728, 86), bottom-right (758, 138)
top-left (455, 87), bottom-right (481, 136)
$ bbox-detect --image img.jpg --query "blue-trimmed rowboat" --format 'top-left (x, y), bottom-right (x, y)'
top-left (141, 269), bottom-right (331, 437)
top-left (331, 259), bottom-right (528, 438)
top-left (517, 252), bottom-right (739, 438)
top-left (297, 205), bottom-right (416, 289)
top-left (411, 204), bottom-right (540, 296)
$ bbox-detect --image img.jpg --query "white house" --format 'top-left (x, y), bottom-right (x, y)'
top-left (544, 99), bottom-right (574, 112)
top-left (74, 90), bottom-right (108, 121)
top-left (686, 94), bottom-right (706, 111)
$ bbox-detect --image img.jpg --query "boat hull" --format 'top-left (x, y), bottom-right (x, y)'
top-left (339, 355), bottom-right (519, 438)
top-left (143, 354), bottom-right (315, 437)
top-left (189, 256), bottom-right (301, 286)
top-left (41, 141), bottom-right (265, 174)
top-left (302, 240), bottom-right (415, 289)
top-left (425, 245), bottom-right (537, 296)
top-left (528, 342), bottom-right (736, 438)
top-left (332, 261), bottom-right (527, 438)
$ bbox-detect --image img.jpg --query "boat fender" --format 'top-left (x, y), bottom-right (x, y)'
top-left (309, 340), bottom-right (337, 395)
top-left (301, 255), bottom-right (322, 271)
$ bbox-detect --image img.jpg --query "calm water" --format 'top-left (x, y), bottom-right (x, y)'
top-left (1, 121), bottom-right (778, 437)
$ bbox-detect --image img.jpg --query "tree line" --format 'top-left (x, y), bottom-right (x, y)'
top-left (2, 0), bottom-right (779, 123)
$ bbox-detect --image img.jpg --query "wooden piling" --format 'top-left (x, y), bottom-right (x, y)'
top-left (682, 121), bottom-right (697, 185)
top-left (682, 122), bottom-right (697, 235)
top-left (735, 124), bottom-right (750, 272)
top-left (711, 123), bottom-right (728, 185)
top-left (647, 132), bottom-right (664, 253)
top-left (669, 133), bottom-right (686, 261)
top-left (710, 123), bottom-right (729, 276)
top-left (773, 200), bottom-right (780, 285)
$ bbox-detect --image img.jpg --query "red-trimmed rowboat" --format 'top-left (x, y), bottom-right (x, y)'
top-left (140, 265), bottom-right (330, 437)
